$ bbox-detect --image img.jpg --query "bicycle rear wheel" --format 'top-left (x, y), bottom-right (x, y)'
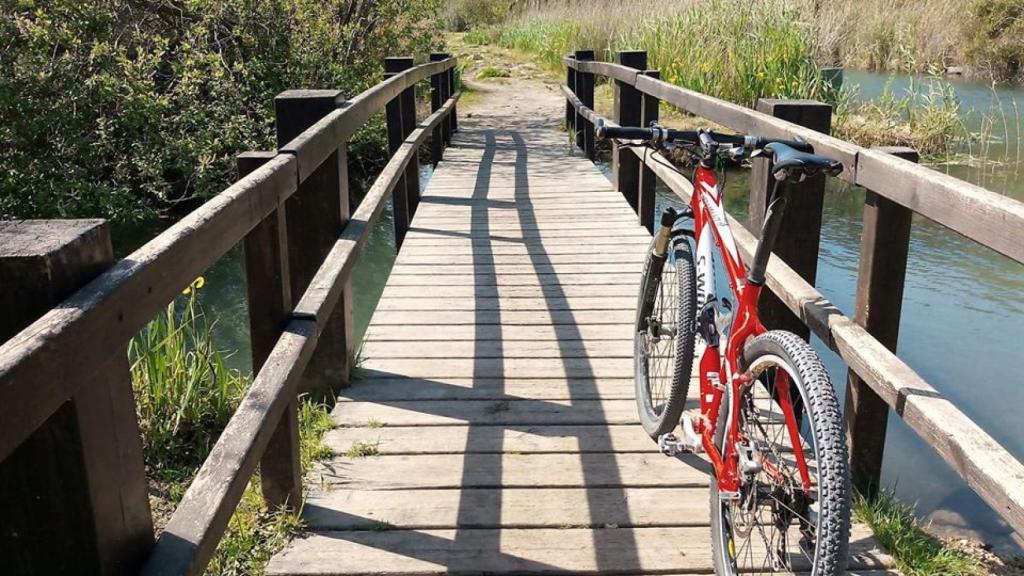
top-left (634, 236), bottom-right (696, 438)
top-left (710, 330), bottom-right (850, 576)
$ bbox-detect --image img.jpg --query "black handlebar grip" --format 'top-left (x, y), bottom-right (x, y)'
top-left (596, 121), bottom-right (655, 141)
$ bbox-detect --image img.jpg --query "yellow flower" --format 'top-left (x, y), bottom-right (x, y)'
top-left (182, 276), bottom-right (206, 295)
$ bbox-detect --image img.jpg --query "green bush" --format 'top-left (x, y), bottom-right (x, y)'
top-left (445, 0), bottom-right (510, 31)
top-left (963, 0), bottom-right (1024, 81)
top-left (0, 0), bottom-right (442, 222)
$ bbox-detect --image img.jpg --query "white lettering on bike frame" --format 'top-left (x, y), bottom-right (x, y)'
top-left (698, 180), bottom-right (741, 266)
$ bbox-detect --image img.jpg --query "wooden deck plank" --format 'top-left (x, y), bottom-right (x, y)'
top-left (359, 339), bottom-right (634, 359)
top-left (337, 377), bottom-right (641, 401)
top-left (355, 357), bottom-right (634, 378)
top-left (302, 487), bottom-right (708, 530)
top-left (363, 324), bottom-right (635, 341)
top-left (309, 453), bottom-right (710, 490)
top-left (330, 399), bottom-right (668, 427)
top-left (323, 425), bottom-right (655, 455)
top-left (381, 274), bottom-right (640, 286)
top-left (377, 284), bottom-right (640, 298)
top-left (372, 296), bottom-right (635, 312)
top-left (366, 310), bottom-right (636, 325)
top-left (266, 525), bottom-right (891, 576)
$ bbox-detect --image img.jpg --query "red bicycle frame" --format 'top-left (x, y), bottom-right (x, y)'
top-left (685, 163), bottom-right (813, 494)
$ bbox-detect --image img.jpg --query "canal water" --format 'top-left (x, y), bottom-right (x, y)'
top-left (117, 72), bottom-right (1024, 550)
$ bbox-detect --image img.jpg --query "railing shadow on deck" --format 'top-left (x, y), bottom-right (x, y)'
top-left (326, 125), bottom-right (709, 572)
top-left (563, 48), bottom-right (1024, 540)
top-left (0, 53), bottom-right (460, 576)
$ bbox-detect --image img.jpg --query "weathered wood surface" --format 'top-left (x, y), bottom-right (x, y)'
top-left (268, 107), bottom-right (895, 575)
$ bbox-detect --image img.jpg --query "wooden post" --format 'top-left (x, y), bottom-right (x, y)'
top-left (385, 57), bottom-right (414, 248)
top-left (613, 50), bottom-right (647, 213)
top-left (0, 220), bottom-right (153, 575)
top-left (748, 99), bottom-right (832, 338)
top-left (638, 69), bottom-right (660, 234)
top-left (430, 53), bottom-right (452, 146)
top-left (565, 54), bottom-right (576, 134)
top-left (574, 50), bottom-right (595, 158)
top-left (275, 90), bottom-right (354, 401)
top-left (845, 147), bottom-right (919, 498)
top-left (238, 153), bottom-right (303, 510)
top-left (429, 53), bottom-right (446, 166)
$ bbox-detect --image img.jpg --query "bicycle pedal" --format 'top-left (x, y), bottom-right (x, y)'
top-left (658, 433), bottom-right (685, 456)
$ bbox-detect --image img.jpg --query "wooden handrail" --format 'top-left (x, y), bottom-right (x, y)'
top-left (140, 88), bottom-right (461, 576)
top-left (564, 58), bottom-right (1024, 534)
top-left (0, 58), bottom-right (457, 462)
top-left (0, 154), bottom-right (298, 462)
top-left (564, 57), bottom-right (1024, 264)
top-left (293, 94), bottom-right (461, 326)
top-left (140, 319), bottom-right (319, 576)
top-left (0, 55), bottom-right (459, 576)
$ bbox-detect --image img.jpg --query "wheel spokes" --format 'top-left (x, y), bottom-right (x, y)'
top-left (721, 363), bottom-right (821, 575)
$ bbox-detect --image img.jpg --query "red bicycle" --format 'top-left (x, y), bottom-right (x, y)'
top-left (598, 120), bottom-right (851, 576)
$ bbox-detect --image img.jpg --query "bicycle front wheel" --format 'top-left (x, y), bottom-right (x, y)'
top-left (710, 330), bottom-right (850, 576)
top-left (634, 236), bottom-right (696, 438)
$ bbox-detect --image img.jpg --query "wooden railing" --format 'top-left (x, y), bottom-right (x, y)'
top-left (564, 50), bottom-right (1024, 536)
top-left (0, 53), bottom-right (458, 576)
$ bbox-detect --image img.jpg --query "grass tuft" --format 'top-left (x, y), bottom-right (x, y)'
top-left (853, 490), bottom-right (983, 576)
top-left (477, 65), bottom-right (511, 79)
top-left (345, 441), bottom-right (381, 458)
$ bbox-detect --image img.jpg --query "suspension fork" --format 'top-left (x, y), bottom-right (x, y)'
top-left (637, 207), bottom-right (690, 331)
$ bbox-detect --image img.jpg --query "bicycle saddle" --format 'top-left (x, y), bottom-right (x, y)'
top-left (763, 142), bottom-right (843, 181)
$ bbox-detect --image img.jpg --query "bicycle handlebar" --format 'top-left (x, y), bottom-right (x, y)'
top-left (595, 120), bottom-right (813, 153)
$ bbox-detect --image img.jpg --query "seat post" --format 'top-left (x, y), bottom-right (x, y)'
top-left (747, 179), bottom-right (788, 286)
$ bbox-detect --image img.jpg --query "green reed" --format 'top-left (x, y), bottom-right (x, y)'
top-left (129, 278), bottom-right (245, 477)
top-left (489, 0), bottom-right (829, 107)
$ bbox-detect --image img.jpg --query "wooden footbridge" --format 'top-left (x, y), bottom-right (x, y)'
top-left (1, 50), bottom-right (1022, 575)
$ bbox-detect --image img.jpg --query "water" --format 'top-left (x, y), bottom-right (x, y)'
top-left (116, 70), bottom-right (1024, 549)
top-left (112, 166), bottom-right (426, 373)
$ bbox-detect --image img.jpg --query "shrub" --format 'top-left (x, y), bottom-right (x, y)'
top-left (0, 0), bottom-right (443, 222)
top-left (963, 0), bottom-right (1024, 81)
top-left (445, 0), bottom-right (510, 31)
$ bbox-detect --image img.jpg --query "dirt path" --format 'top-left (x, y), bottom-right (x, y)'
top-left (448, 35), bottom-right (566, 130)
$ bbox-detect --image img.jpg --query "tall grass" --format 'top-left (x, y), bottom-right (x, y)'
top-left (854, 490), bottom-right (983, 576)
top-left (130, 279), bottom-right (245, 477)
top-left (130, 279), bottom-right (336, 575)
top-left (834, 75), bottom-right (966, 158)
top-left (487, 0), bottom-right (829, 108)
top-left (466, 0), bottom-right (977, 157)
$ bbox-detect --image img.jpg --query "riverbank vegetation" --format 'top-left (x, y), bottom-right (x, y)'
top-left (0, 0), bottom-right (443, 222)
top-left (131, 282), bottom-right (334, 575)
top-left (457, 0), bottom-right (1024, 82)
top-left (456, 0), bottom-right (1014, 158)
top-left (854, 490), bottom-right (983, 576)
